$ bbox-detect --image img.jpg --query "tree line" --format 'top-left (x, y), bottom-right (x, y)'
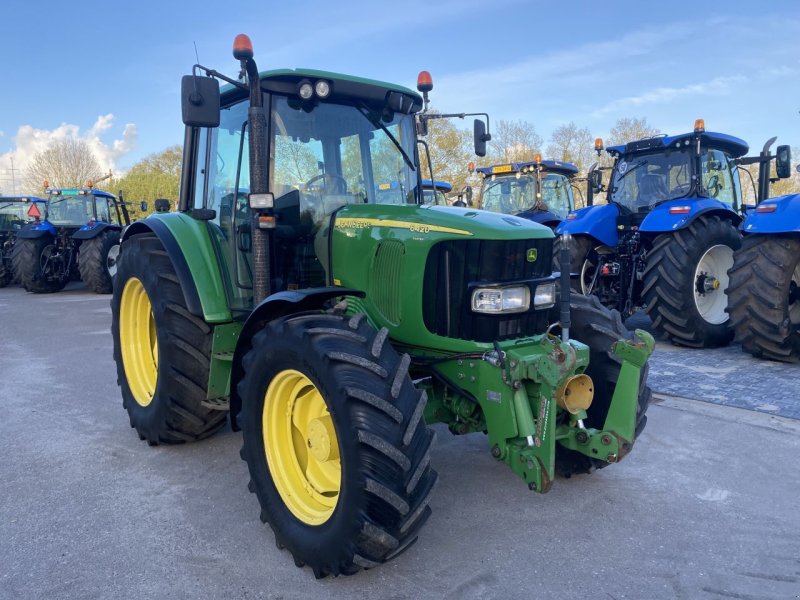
top-left (13, 117), bottom-right (798, 216)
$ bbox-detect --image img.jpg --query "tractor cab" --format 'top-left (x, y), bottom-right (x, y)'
top-left (43, 188), bottom-right (126, 232)
top-left (477, 156), bottom-right (577, 227)
top-left (603, 122), bottom-right (748, 227)
top-left (184, 67), bottom-right (439, 309)
top-left (421, 179), bottom-right (452, 205)
top-left (0, 197), bottom-right (47, 232)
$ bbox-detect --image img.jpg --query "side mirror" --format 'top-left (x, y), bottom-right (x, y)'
top-left (154, 199), bottom-right (171, 213)
top-left (474, 119), bottom-right (490, 157)
top-left (140, 201), bottom-right (149, 212)
top-left (776, 145), bottom-right (792, 179)
top-left (589, 169), bottom-right (603, 193)
top-left (181, 75), bottom-right (221, 128)
top-left (464, 185), bottom-right (473, 205)
top-left (416, 116), bottom-right (428, 137)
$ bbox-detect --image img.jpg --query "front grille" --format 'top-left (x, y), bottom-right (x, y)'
top-left (423, 238), bottom-right (553, 342)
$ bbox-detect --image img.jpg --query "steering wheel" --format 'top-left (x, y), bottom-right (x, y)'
top-left (669, 182), bottom-right (692, 197)
top-left (303, 174), bottom-right (347, 195)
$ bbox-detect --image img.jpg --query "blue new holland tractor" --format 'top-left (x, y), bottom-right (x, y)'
top-left (12, 184), bottom-right (130, 293)
top-left (0, 196), bottom-right (47, 287)
top-left (555, 120), bottom-right (789, 348)
top-left (477, 155), bottom-right (578, 228)
top-left (726, 145), bottom-right (798, 362)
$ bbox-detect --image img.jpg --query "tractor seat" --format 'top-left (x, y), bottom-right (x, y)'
top-left (637, 174), bottom-right (667, 208)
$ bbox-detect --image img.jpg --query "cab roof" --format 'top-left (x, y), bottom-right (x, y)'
top-left (46, 188), bottom-right (116, 199)
top-left (476, 160), bottom-right (579, 177)
top-left (421, 179), bottom-right (452, 192)
top-left (0, 196), bottom-right (46, 202)
top-left (221, 68), bottom-right (423, 112)
top-left (607, 131), bottom-right (749, 158)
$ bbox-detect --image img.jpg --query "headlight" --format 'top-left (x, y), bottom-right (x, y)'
top-left (533, 282), bottom-right (556, 309)
top-left (471, 286), bottom-right (530, 314)
top-left (298, 81), bottom-right (314, 100)
top-left (314, 80), bottom-right (331, 98)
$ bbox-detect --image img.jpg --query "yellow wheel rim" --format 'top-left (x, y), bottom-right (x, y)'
top-left (263, 369), bottom-right (341, 525)
top-left (119, 277), bottom-right (158, 407)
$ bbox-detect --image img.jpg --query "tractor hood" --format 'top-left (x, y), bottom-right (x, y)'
top-left (335, 204), bottom-right (556, 241)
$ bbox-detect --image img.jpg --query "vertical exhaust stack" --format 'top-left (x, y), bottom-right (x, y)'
top-left (559, 232), bottom-right (572, 342)
top-left (234, 34), bottom-right (273, 303)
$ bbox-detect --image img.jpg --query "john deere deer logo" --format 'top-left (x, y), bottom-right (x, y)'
top-left (526, 248), bottom-right (538, 262)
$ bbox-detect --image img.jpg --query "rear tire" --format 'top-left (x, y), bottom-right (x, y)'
top-left (111, 232), bottom-right (227, 444)
top-left (727, 235), bottom-right (800, 362)
top-left (239, 312), bottom-right (437, 578)
top-left (550, 293), bottom-right (652, 476)
top-left (11, 236), bottom-right (68, 293)
top-left (78, 230), bottom-right (120, 294)
top-left (642, 215), bottom-right (741, 347)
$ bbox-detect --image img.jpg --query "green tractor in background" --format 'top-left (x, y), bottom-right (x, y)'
top-left (111, 35), bottom-right (654, 578)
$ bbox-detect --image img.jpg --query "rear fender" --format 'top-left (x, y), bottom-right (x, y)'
top-left (228, 287), bottom-right (365, 430)
top-left (639, 198), bottom-right (741, 233)
top-left (742, 193), bottom-right (800, 234)
top-left (16, 221), bottom-right (57, 239)
top-left (72, 222), bottom-right (122, 240)
top-left (122, 214), bottom-right (230, 322)
top-left (555, 204), bottom-right (620, 247)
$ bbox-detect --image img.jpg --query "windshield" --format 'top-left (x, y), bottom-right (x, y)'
top-left (480, 172), bottom-right (573, 218)
top-left (46, 194), bottom-right (95, 225)
top-left (269, 95), bottom-right (418, 229)
top-left (609, 147), bottom-right (740, 211)
top-left (422, 189), bottom-right (448, 205)
top-left (0, 201), bottom-right (41, 231)
top-left (608, 149), bottom-right (692, 211)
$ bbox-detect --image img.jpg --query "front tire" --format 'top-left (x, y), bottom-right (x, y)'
top-left (550, 293), bottom-right (652, 475)
top-left (11, 236), bottom-right (68, 293)
top-left (727, 235), bottom-right (800, 362)
top-left (239, 312), bottom-right (437, 578)
top-left (111, 232), bottom-right (227, 444)
top-left (642, 215), bottom-right (741, 347)
top-left (78, 230), bottom-right (120, 294)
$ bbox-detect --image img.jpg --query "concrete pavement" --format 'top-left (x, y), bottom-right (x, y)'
top-left (1, 283), bottom-right (798, 599)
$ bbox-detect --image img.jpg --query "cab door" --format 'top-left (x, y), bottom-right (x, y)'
top-left (193, 99), bottom-right (253, 313)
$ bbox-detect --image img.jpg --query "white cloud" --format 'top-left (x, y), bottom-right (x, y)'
top-left (591, 75), bottom-right (748, 117)
top-left (0, 115), bottom-right (137, 192)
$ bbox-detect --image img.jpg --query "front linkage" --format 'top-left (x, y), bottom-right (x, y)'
top-left (410, 328), bottom-right (653, 492)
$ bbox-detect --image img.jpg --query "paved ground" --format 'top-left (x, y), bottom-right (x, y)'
top-left (1, 283), bottom-right (799, 599)
top-left (626, 312), bottom-right (799, 420)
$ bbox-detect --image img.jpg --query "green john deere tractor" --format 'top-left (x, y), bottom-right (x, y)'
top-left (111, 35), bottom-right (654, 578)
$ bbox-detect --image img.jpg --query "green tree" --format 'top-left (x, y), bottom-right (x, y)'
top-left (114, 145), bottom-right (182, 220)
top-left (420, 113), bottom-right (475, 192)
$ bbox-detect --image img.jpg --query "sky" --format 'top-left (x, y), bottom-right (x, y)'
top-left (1, 0), bottom-right (798, 192)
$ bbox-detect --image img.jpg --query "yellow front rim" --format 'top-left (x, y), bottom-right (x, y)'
top-left (263, 369), bottom-right (341, 525)
top-left (119, 277), bottom-right (159, 407)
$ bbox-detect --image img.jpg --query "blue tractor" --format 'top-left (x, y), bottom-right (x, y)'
top-left (555, 120), bottom-right (782, 348)
top-left (421, 179), bottom-right (452, 205)
top-left (726, 144), bottom-right (798, 361)
top-left (476, 155), bottom-right (578, 228)
top-left (0, 196), bottom-right (47, 287)
top-left (12, 185), bottom-right (130, 293)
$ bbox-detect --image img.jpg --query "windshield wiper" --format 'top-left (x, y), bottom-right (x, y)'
top-left (0, 203), bottom-right (17, 211)
top-left (611, 159), bottom-right (648, 191)
top-left (357, 105), bottom-right (415, 172)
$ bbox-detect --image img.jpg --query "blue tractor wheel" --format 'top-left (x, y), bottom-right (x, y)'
top-left (727, 235), bottom-right (800, 362)
top-left (642, 215), bottom-right (741, 348)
